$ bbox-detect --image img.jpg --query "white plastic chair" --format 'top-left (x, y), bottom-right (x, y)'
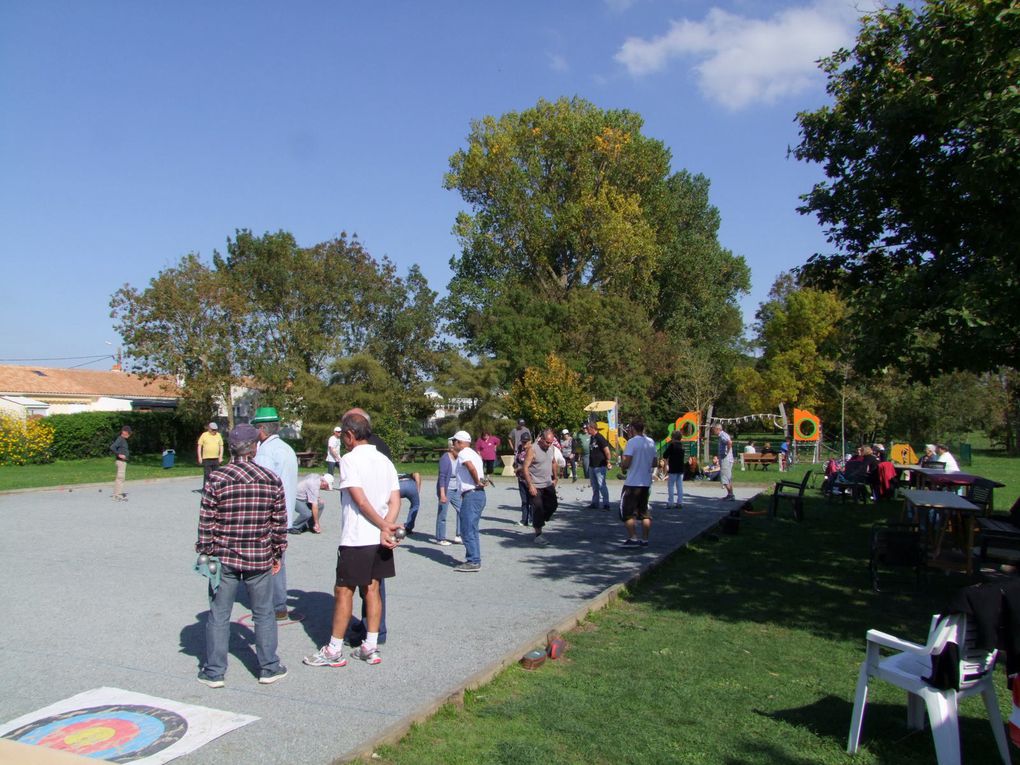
top-left (848, 613), bottom-right (1010, 765)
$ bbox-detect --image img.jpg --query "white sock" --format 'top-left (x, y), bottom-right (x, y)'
top-left (365, 632), bottom-right (379, 648)
top-left (329, 636), bottom-right (344, 652)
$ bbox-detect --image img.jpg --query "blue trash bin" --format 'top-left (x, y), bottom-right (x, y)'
top-left (162, 449), bottom-right (175, 469)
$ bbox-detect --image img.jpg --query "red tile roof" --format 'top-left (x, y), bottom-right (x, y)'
top-left (0, 365), bottom-right (179, 398)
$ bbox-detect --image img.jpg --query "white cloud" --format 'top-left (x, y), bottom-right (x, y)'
top-left (614, 0), bottom-right (867, 110)
top-left (548, 53), bottom-right (569, 73)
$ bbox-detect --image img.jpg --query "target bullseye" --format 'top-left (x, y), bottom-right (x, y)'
top-left (2, 705), bottom-right (187, 762)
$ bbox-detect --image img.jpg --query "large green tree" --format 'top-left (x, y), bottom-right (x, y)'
top-left (444, 97), bottom-right (749, 398)
top-left (112, 230), bottom-right (440, 428)
top-left (733, 276), bottom-right (848, 413)
top-left (110, 254), bottom-right (246, 423)
top-left (793, 0), bottom-right (1020, 376)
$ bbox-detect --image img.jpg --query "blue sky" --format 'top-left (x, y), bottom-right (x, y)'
top-left (1, 0), bottom-right (873, 368)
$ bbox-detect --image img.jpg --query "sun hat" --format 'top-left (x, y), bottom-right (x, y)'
top-left (251, 406), bottom-right (280, 424)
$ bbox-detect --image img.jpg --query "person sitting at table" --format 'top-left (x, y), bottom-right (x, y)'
top-left (919, 443), bottom-right (938, 467)
top-left (703, 455), bottom-right (721, 481)
top-left (876, 451), bottom-right (897, 500)
top-left (935, 443), bottom-right (960, 472)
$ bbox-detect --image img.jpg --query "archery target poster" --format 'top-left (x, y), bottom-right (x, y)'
top-left (0, 687), bottom-right (258, 763)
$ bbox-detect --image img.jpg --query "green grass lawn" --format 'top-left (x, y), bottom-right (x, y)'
top-left (0, 454), bottom-right (204, 491)
top-left (354, 488), bottom-right (1017, 764)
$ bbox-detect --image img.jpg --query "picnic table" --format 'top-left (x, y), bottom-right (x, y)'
top-left (892, 463), bottom-right (1005, 509)
top-left (740, 452), bottom-right (778, 471)
top-left (399, 445), bottom-right (448, 463)
top-left (901, 489), bottom-right (980, 575)
top-left (295, 451), bottom-right (318, 468)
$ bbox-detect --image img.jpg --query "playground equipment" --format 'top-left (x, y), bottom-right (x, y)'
top-left (585, 400), bottom-right (627, 450)
top-left (889, 443), bottom-right (918, 464)
top-left (793, 408), bottom-right (821, 441)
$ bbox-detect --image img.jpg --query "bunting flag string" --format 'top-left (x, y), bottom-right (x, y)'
top-left (707, 413), bottom-right (785, 428)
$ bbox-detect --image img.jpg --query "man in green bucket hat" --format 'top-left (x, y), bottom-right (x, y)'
top-left (251, 407), bottom-right (300, 621)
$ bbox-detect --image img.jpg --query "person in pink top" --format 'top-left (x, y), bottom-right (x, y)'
top-left (474, 431), bottom-right (501, 476)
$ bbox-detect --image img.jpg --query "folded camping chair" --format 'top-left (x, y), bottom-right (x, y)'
top-left (847, 613), bottom-right (1010, 765)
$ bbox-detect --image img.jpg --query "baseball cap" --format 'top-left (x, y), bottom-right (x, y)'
top-left (229, 424), bottom-right (260, 449)
top-left (452, 430), bottom-right (471, 443)
top-left (561, 429), bottom-right (569, 434)
top-left (322, 474), bottom-right (335, 489)
top-left (333, 426), bottom-right (342, 432)
top-left (208, 422), bottom-right (218, 430)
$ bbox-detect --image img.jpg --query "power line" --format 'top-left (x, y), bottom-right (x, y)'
top-left (0, 354), bottom-right (114, 363)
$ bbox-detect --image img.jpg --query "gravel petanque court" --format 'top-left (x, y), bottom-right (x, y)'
top-left (0, 475), bottom-right (757, 763)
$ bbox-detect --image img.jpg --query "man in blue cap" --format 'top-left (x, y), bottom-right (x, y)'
top-left (196, 423), bottom-right (288, 687)
top-left (251, 406), bottom-right (299, 621)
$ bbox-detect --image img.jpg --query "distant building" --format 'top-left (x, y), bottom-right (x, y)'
top-left (0, 364), bottom-right (179, 417)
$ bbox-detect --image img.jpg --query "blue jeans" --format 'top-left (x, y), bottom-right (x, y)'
top-left (590, 466), bottom-right (609, 507)
top-left (437, 481), bottom-right (461, 539)
top-left (203, 564), bottom-right (282, 679)
top-left (517, 480), bottom-right (532, 524)
top-left (291, 500), bottom-right (313, 531)
top-left (272, 555), bottom-right (288, 613)
top-left (667, 473), bottom-right (684, 505)
top-left (400, 477), bottom-right (420, 531)
top-left (460, 488), bottom-right (486, 565)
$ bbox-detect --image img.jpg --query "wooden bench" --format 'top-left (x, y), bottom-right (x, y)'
top-left (741, 453), bottom-right (778, 471)
top-left (399, 446), bottom-right (448, 463)
top-left (295, 451), bottom-right (318, 468)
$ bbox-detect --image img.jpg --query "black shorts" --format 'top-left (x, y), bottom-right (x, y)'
top-left (620, 485), bottom-right (651, 520)
top-left (335, 545), bottom-right (395, 589)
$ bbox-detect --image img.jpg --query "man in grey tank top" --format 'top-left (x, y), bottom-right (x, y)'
top-left (523, 428), bottom-right (559, 546)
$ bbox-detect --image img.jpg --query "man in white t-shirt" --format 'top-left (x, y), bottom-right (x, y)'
top-left (935, 443), bottom-right (960, 473)
top-left (325, 426), bottom-right (342, 476)
top-left (303, 412), bottom-right (401, 668)
top-left (452, 430), bottom-right (487, 572)
top-left (619, 419), bottom-right (657, 547)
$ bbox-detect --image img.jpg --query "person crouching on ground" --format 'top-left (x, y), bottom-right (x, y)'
top-left (292, 472), bottom-right (333, 534)
top-left (304, 412), bottom-right (401, 668)
top-left (196, 424), bottom-right (288, 687)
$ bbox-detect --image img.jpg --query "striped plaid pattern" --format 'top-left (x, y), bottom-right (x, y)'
top-left (197, 456), bottom-right (288, 571)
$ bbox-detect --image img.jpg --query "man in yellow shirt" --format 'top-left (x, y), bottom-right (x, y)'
top-left (197, 422), bottom-right (224, 488)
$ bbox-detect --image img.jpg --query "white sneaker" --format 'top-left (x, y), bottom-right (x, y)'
top-left (454, 536), bottom-right (463, 544)
top-left (437, 539), bottom-right (452, 546)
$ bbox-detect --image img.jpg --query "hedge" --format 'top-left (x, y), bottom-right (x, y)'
top-left (46, 411), bottom-right (207, 460)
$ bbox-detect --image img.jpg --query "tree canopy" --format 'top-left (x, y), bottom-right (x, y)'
top-left (793, 0), bottom-right (1020, 376)
top-left (111, 230), bottom-right (439, 427)
top-left (444, 96), bottom-right (749, 417)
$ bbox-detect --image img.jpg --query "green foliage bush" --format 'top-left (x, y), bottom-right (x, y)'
top-left (47, 411), bottom-right (206, 459)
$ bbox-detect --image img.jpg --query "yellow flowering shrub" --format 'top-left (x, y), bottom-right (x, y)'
top-left (0, 413), bottom-right (55, 465)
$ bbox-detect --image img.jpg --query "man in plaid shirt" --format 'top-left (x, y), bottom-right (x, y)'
top-left (195, 423), bottom-right (289, 688)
